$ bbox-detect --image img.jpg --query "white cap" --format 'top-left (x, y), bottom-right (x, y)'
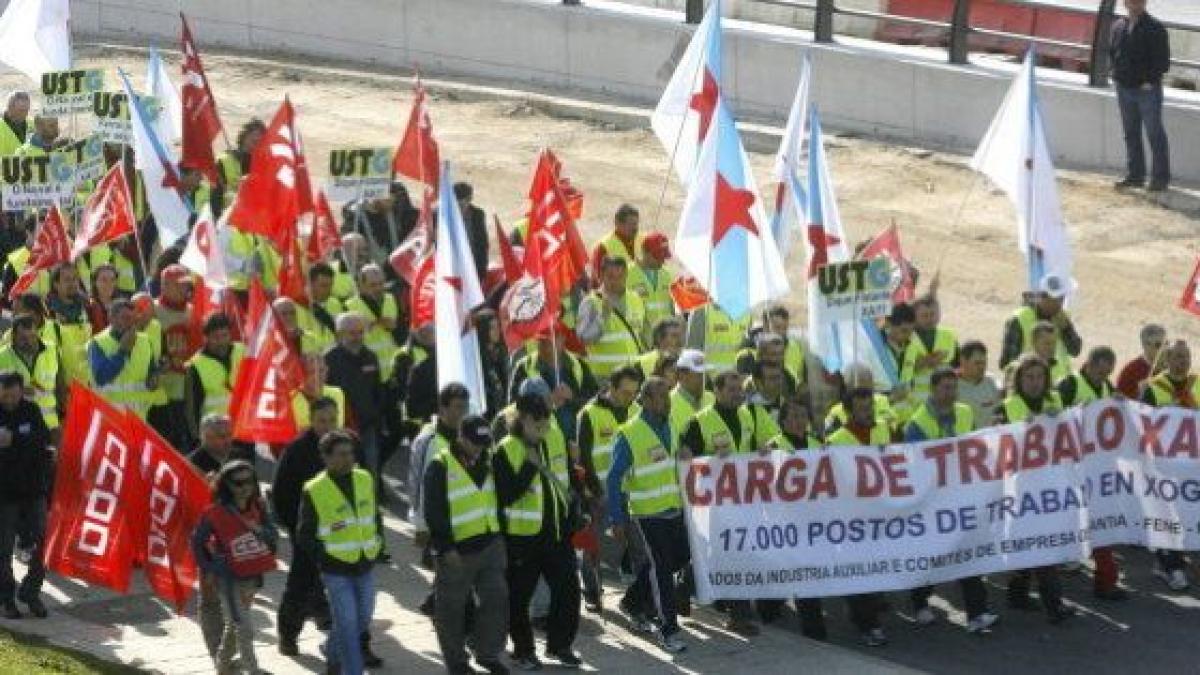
top-left (1038, 274), bottom-right (1075, 299)
top-left (677, 349), bottom-right (707, 374)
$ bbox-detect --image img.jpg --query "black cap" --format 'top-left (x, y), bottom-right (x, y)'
top-left (460, 415), bottom-right (492, 447)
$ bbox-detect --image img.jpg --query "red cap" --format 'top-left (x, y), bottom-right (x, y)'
top-left (162, 264), bottom-right (191, 284)
top-left (642, 232), bottom-right (671, 262)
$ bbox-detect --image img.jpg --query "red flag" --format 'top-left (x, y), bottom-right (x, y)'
top-left (526, 149), bottom-right (588, 289)
top-left (500, 230), bottom-right (559, 351)
top-left (393, 76), bottom-right (440, 188)
top-left (180, 13), bottom-right (223, 183)
top-left (10, 205), bottom-right (70, 300)
top-left (670, 274), bottom-right (710, 312)
top-left (389, 187), bottom-right (434, 286)
top-left (228, 98), bottom-right (304, 252)
top-left (44, 384), bottom-right (146, 593)
top-left (857, 223), bottom-right (916, 304)
top-left (245, 276), bottom-right (270, 338)
top-left (132, 414), bottom-right (211, 612)
top-left (71, 164), bottom-right (136, 261)
top-left (279, 227), bottom-right (309, 306)
top-left (495, 216), bottom-right (522, 284)
top-left (409, 255), bottom-right (435, 330)
top-left (306, 191), bottom-right (341, 263)
top-left (1180, 257), bottom-right (1200, 317)
top-left (230, 306), bottom-right (305, 444)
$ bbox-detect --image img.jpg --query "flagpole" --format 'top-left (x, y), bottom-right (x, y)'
top-left (119, 151), bottom-right (151, 285)
top-left (549, 319), bottom-right (562, 389)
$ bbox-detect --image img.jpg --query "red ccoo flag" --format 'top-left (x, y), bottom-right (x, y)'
top-left (10, 205), bottom-right (70, 300)
top-left (389, 187), bottom-right (434, 286)
top-left (306, 191), bottom-right (341, 263)
top-left (180, 13), bottom-right (223, 183)
top-left (228, 98), bottom-right (304, 252)
top-left (1180, 257), bottom-right (1200, 317)
top-left (230, 304), bottom-right (305, 444)
top-left (500, 227), bottom-right (559, 351)
top-left (526, 149), bottom-right (588, 290)
top-left (393, 75), bottom-right (440, 189)
top-left (278, 226), bottom-right (309, 307)
top-left (856, 222), bottom-right (916, 304)
top-left (71, 163), bottom-right (136, 262)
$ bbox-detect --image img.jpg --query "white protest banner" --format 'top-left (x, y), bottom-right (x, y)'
top-left (325, 147), bottom-right (392, 202)
top-left (62, 133), bottom-right (106, 184)
top-left (41, 68), bottom-right (105, 115)
top-left (683, 399), bottom-right (1200, 601)
top-left (813, 258), bottom-right (893, 322)
top-left (92, 91), bottom-right (159, 145)
top-left (1, 152), bottom-right (74, 209)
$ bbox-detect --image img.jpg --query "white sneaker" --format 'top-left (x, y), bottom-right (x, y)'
top-left (1154, 566), bottom-right (1190, 591)
top-left (967, 612), bottom-right (999, 634)
top-left (915, 607), bottom-right (936, 626)
top-left (659, 631), bottom-right (687, 653)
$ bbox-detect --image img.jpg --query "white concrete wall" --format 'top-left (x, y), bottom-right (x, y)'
top-left (66, 0), bottom-right (1200, 183)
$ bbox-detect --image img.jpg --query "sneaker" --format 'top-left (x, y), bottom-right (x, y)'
top-left (20, 596), bottom-right (47, 619)
top-left (1154, 566), bottom-right (1190, 591)
top-left (724, 618), bottom-right (760, 637)
top-left (1093, 587), bottom-right (1129, 602)
top-left (544, 649), bottom-right (582, 668)
top-left (278, 638), bottom-right (299, 656)
top-left (1114, 176), bottom-right (1144, 189)
top-left (1, 601), bottom-right (20, 620)
top-left (915, 607), bottom-right (936, 626)
top-left (861, 627), bottom-right (888, 647)
top-left (658, 630), bottom-right (687, 653)
top-left (511, 655), bottom-right (542, 671)
top-left (476, 661), bottom-right (509, 675)
top-left (967, 612), bottom-right (999, 634)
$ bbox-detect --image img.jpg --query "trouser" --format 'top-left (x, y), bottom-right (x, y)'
top-left (435, 538), bottom-right (508, 671)
top-left (359, 427), bottom-right (381, 477)
top-left (1008, 567), bottom-right (1064, 614)
top-left (278, 535), bottom-right (330, 642)
top-left (507, 539), bottom-right (580, 658)
top-left (1093, 547), bottom-right (1119, 592)
top-left (847, 593), bottom-right (883, 632)
top-left (199, 575), bottom-right (224, 658)
top-left (628, 515), bottom-right (690, 636)
top-left (1117, 84), bottom-right (1170, 183)
top-left (0, 499), bottom-right (46, 603)
top-left (323, 570), bottom-right (376, 675)
top-left (795, 598), bottom-right (826, 639)
top-left (911, 576), bottom-right (988, 619)
top-left (1157, 549), bottom-right (1185, 574)
top-left (217, 577), bottom-right (260, 674)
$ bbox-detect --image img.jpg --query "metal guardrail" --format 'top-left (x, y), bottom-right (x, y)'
top-left (572, 0), bottom-right (1200, 88)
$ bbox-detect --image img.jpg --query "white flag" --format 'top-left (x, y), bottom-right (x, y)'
top-left (435, 162), bottom-right (488, 415)
top-left (180, 204), bottom-right (227, 288)
top-left (768, 52), bottom-right (812, 260)
top-left (119, 69), bottom-right (192, 248)
top-left (146, 47), bottom-right (183, 148)
top-left (0, 0), bottom-right (69, 83)
top-left (970, 51), bottom-right (1072, 293)
top-left (651, 0), bottom-right (723, 184)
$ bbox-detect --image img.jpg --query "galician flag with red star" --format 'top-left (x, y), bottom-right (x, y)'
top-left (434, 162), bottom-right (488, 415)
top-left (651, 0), bottom-right (723, 184)
top-left (673, 98), bottom-right (788, 320)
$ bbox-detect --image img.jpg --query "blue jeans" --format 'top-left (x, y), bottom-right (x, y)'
top-left (322, 571), bottom-right (375, 675)
top-left (1116, 84), bottom-right (1170, 183)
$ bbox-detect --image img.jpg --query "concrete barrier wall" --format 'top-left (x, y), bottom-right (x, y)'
top-left (65, 0), bottom-right (1200, 182)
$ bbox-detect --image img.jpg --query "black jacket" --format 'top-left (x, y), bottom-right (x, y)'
top-left (272, 430), bottom-right (324, 532)
top-left (1111, 13), bottom-right (1171, 87)
top-left (0, 399), bottom-right (51, 503)
top-left (324, 344), bottom-right (385, 430)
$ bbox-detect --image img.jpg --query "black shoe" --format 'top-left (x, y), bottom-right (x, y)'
top-left (1093, 587), bottom-right (1129, 602)
top-left (1114, 176), bottom-right (1144, 189)
top-left (545, 649), bottom-right (583, 668)
top-left (20, 596), bottom-right (46, 619)
top-left (418, 592), bottom-right (436, 617)
top-left (1048, 606), bottom-right (1076, 625)
top-left (1, 601), bottom-right (20, 619)
top-left (361, 646), bottom-right (384, 668)
top-left (1147, 180), bottom-right (1169, 192)
top-left (278, 638), bottom-right (299, 656)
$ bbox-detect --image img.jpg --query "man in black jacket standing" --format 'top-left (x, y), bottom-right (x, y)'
top-left (1111, 0), bottom-right (1172, 191)
top-left (273, 397), bottom-right (339, 655)
top-left (0, 371), bottom-right (52, 619)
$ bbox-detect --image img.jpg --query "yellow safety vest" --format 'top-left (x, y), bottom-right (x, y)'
top-left (827, 422), bottom-right (893, 446)
top-left (49, 318), bottom-right (93, 386)
top-left (669, 387), bottom-right (714, 443)
top-left (0, 343), bottom-right (59, 428)
top-left (1013, 306), bottom-right (1074, 373)
top-left (596, 232), bottom-right (640, 266)
top-left (346, 294), bottom-right (400, 381)
top-left (431, 448), bottom-right (501, 543)
top-left (305, 468), bottom-right (382, 563)
top-left (1063, 373), bottom-right (1113, 408)
top-left (826, 393), bottom-right (898, 432)
top-left (296, 302), bottom-right (339, 356)
top-left (693, 404), bottom-right (763, 455)
top-left (331, 260), bottom-right (357, 302)
top-left (5, 248), bottom-right (51, 297)
top-left (1146, 374), bottom-right (1200, 410)
top-left (222, 228), bottom-right (258, 292)
top-left (703, 308), bottom-right (748, 372)
top-left (626, 263), bottom-right (674, 342)
top-left (767, 433), bottom-right (822, 451)
top-left (619, 416), bottom-right (682, 517)
top-left (498, 434), bottom-right (569, 538)
top-left (903, 326), bottom-right (958, 400)
top-left (89, 329), bottom-right (156, 419)
top-left (0, 118), bottom-right (26, 157)
top-left (88, 244), bottom-right (138, 294)
top-left (188, 345), bottom-right (246, 418)
top-left (907, 402), bottom-right (974, 441)
top-left (584, 291), bottom-right (644, 380)
top-left (1002, 392), bottom-right (1064, 424)
top-left (292, 385), bottom-right (346, 430)
top-left (217, 153), bottom-right (243, 212)
top-left (578, 399), bottom-right (628, 484)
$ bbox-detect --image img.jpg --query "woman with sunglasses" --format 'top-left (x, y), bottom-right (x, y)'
top-left (192, 460), bottom-right (278, 675)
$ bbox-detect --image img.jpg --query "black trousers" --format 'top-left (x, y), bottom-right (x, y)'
top-left (912, 576), bottom-right (988, 619)
top-left (507, 539), bottom-right (581, 658)
top-left (0, 499), bottom-right (45, 603)
top-left (1008, 567), bottom-right (1063, 613)
top-left (795, 598), bottom-right (827, 639)
top-left (278, 534), bottom-right (330, 641)
top-left (1157, 550), bottom-right (1185, 574)
top-left (627, 515), bottom-right (690, 636)
top-left (846, 593), bottom-right (883, 632)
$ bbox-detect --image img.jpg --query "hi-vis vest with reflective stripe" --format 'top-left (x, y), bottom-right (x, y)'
top-left (619, 416), bottom-right (681, 517)
top-left (907, 402), bottom-right (974, 441)
top-left (50, 318), bottom-right (93, 385)
top-left (579, 400), bottom-right (627, 483)
top-left (189, 345), bottom-right (246, 418)
top-left (0, 344), bottom-right (58, 428)
top-left (827, 422), bottom-right (892, 447)
top-left (694, 404), bottom-right (757, 455)
top-left (1146, 374), bottom-right (1200, 410)
top-left (1064, 373), bottom-right (1113, 407)
top-left (432, 448), bottom-right (501, 543)
top-left (626, 263), bottom-right (673, 340)
top-left (767, 433), bottom-right (821, 452)
top-left (1013, 307), bottom-right (1073, 374)
top-left (903, 327), bottom-right (958, 399)
top-left (585, 291), bottom-right (644, 380)
top-left (305, 468), bottom-right (382, 563)
top-left (498, 434), bottom-right (569, 537)
top-left (704, 308), bottom-right (748, 371)
top-left (90, 329), bottom-right (156, 419)
top-left (346, 294), bottom-right (400, 381)
top-left (292, 386), bottom-right (346, 430)
top-left (669, 387), bottom-right (714, 443)
top-left (1002, 392), bottom-right (1063, 423)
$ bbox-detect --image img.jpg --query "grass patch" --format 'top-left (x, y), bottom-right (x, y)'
top-left (0, 628), bottom-right (143, 674)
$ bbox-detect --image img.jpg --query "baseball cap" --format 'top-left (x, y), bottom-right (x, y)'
top-left (162, 264), bottom-right (191, 284)
top-left (460, 415), bottom-right (493, 447)
top-left (518, 377), bottom-right (552, 399)
top-left (1038, 274), bottom-right (1074, 300)
top-left (642, 232), bottom-right (671, 262)
top-left (677, 349), bottom-right (706, 374)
